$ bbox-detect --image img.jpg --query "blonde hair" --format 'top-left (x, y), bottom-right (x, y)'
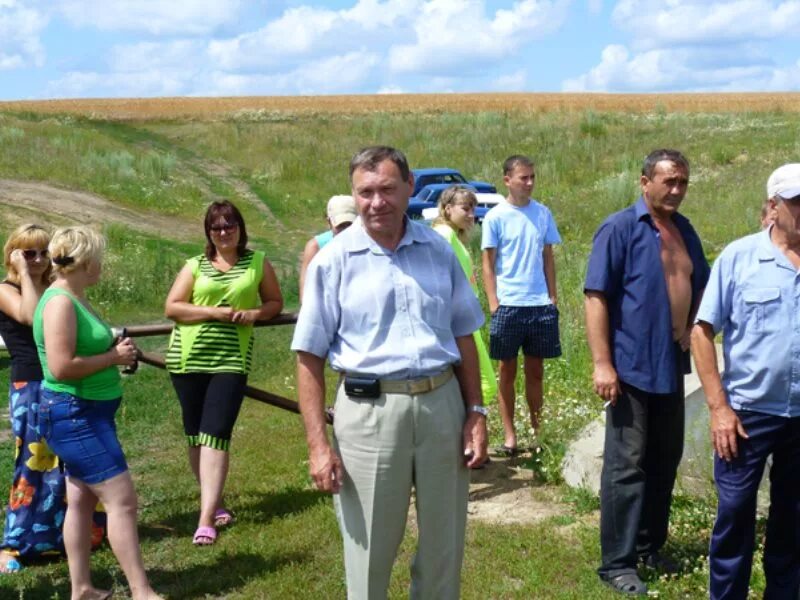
top-left (432, 186), bottom-right (478, 241)
top-left (49, 226), bottom-right (106, 275)
top-left (3, 224), bottom-right (53, 285)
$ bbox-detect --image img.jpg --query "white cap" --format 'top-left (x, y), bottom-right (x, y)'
top-left (767, 163), bottom-right (800, 200)
top-left (326, 195), bottom-right (358, 227)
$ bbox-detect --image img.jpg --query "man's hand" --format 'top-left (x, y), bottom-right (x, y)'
top-left (308, 443), bottom-right (344, 493)
top-left (678, 328), bottom-right (692, 352)
top-left (592, 362), bottom-right (621, 406)
top-left (710, 403), bottom-right (748, 462)
top-left (462, 412), bottom-right (488, 468)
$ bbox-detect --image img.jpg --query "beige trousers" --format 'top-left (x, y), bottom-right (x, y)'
top-left (332, 377), bottom-right (469, 600)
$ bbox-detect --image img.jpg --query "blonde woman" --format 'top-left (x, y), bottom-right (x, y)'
top-left (0, 225), bottom-right (60, 573)
top-left (33, 226), bottom-right (162, 600)
top-left (432, 186), bottom-right (497, 408)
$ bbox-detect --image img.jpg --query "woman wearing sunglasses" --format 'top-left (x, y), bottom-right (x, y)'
top-left (34, 226), bottom-right (162, 600)
top-left (165, 200), bottom-right (283, 546)
top-left (0, 225), bottom-right (107, 575)
top-left (0, 225), bottom-right (60, 573)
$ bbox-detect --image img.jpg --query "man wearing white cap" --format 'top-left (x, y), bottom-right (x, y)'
top-left (692, 163), bottom-right (800, 599)
top-left (299, 195), bottom-right (358, 301)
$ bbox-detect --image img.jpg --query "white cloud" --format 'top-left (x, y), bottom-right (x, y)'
top-left (562, 43), bottom-right (799, 92)
top-left (197, 52), bottom-right (381, 96)
top-left (612, 0), bottom-right (800, 49)
top-left (207, 0), bottom-right (418, 71)
top-left (47, 69), bottom-right (190, 98)
top-left (492, 69), bottom-right (528, 91)
top-left (56, 0), bottom-right (243, 35)
top-left (38, 0), bottom-right (571, 97)
top-left (377, 84), bottom-right (406, 94)
top-left (564, 1), bottom-right (800, 91)
top-left (0, 1), bottom-right (47, 70)
top-left (109, 40), bottom-right (204, 73)
top-left (48, 50), bottom-right (381, 97)
top-left (389, 0), bottom-right (570, 74)
top-left (588, 0), bottom-right (603, 13)
top-left (66, 0), bottom-right (565, 96)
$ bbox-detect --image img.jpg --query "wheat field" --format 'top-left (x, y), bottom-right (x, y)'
top-left (3, 92), bottom-right (800, 120)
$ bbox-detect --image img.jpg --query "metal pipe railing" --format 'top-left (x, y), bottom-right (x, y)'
top-left (118, 313), bottom-right (333, 424)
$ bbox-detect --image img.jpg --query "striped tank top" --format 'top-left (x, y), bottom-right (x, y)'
top-left (165, 249), bottom-right (264, 374)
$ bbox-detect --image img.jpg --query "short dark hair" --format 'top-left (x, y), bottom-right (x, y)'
top-left (641, 149), bottom-right (690, 179)
top-left (349, 146), bottom-right (411, 182)
top-left (503, 155), bottom-right (534, 176)
top-left (204, 200), bottom-right (248, 260)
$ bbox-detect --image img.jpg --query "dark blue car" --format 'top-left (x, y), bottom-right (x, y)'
top-left (411, 168), bottom-right (496, 197)
top-left (406, 184), bottom-right (502, 224)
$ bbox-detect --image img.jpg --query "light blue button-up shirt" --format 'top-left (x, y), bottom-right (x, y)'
top-left (291, 217), bottom-right (485, 379)
top-left (696, 227), bottom-right (800, 417)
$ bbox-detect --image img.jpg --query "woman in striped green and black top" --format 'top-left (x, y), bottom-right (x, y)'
top-left (165, 201), bottom-right (283, 546)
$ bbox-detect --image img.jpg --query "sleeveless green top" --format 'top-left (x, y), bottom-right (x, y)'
top-left (433, 224), bottom-right (477, 290)
top-left (165, 249), bottom-right (264, 374)
top-left (33, 288), bottom-right (122, 401)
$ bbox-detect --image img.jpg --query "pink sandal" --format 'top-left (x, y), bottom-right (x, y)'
top-left (214, 508), bottom-right (234, 528)
top-left (192, 526), bottom-right (217, 546)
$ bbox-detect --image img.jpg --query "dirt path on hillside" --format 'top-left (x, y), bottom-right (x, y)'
top-left (191, 160), bottom-right (287, 232)
top-left (0, 179), bottom-right (197, 240)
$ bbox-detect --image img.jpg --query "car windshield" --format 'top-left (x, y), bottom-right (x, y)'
top-left (417, 188), bottom-right (433, 202)
top-left (417, 173), bottom-right (468, 188)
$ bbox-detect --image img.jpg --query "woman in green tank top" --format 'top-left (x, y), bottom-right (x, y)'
top-left (165, 201), bottom-right (283, 546)
top-left (33, 226), bottom-right (162, 600)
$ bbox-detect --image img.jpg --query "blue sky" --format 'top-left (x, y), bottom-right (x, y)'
top-left (2, 0), bottom-right (800, 100)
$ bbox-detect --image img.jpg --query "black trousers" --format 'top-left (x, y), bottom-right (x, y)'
top-left (598, 362), bottom-right (685, 578)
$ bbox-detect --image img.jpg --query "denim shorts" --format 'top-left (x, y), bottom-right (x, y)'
top-left (489, 304), bottom-right (562, 360)
top-left (38, 388), bottom-right (128, 485)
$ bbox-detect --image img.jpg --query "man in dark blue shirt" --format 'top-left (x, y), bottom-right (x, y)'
top-left (585, 149), bottom-right (710, 596)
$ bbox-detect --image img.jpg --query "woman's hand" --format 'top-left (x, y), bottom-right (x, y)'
top-left (9, 249), bottom-right (29, 274)
top-left (231, 309), bottom-right (257, 325)
top-left (110, 338), bottom-right (138, 367)
top-left (213, 306), bottom-right (235, 322)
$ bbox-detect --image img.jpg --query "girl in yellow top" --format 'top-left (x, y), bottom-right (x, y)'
top-left (432, 186), bottom-right (497, 405)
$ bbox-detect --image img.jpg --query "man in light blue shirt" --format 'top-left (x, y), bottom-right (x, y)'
top-left (692, 163), bottom-right (800, 600)
top-left (482, 154), bottom-right (561, 455)
top-left (292, 146), bottom-right (488, 600)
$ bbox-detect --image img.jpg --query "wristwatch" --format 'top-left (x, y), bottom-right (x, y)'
top-left (470, 405), bottom-right (489, 417)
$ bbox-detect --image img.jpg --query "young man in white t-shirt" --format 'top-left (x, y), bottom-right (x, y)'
top-left (481, 155), bottom-right (561, 454)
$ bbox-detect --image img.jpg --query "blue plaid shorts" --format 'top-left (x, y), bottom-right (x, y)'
top-left (489, 304), bottom-right (562, 360)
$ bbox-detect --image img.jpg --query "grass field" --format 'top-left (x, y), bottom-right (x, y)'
top-left (0, 94), bottom-right (793, 598)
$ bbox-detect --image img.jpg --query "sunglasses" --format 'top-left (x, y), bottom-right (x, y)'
top-left (22, 249), bottom-right (49, 260)
top-left (209, 222), bottom-right (239, 233)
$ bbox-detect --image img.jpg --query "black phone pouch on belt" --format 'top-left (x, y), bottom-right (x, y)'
top-left (344, 376), bottom-right (381, 399)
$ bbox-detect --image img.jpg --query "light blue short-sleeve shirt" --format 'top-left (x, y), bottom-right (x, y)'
top-left (291, 218), bottom-right (485, 379)
top-left (696, 227), bottom-right (800, 417)
top-left (481, 198), bottom-right (561, 306)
